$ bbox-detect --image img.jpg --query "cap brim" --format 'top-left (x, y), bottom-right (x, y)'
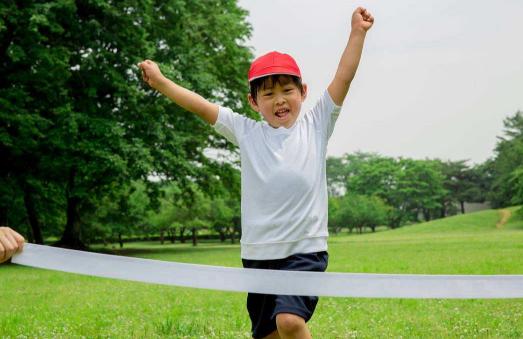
top-left (248, 68), bottom-right (301, 82)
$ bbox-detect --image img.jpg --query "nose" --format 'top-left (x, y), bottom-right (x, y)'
top-left (275, 94), bottom-right (286, 106)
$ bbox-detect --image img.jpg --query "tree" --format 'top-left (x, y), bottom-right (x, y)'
top-left (326, 156), bottom-right (347, 197)
top-left (331, 194), bottom-right (390, 233)
top-left (211, 197), bottom-right (235, 242)
top-left (343, 154), bottom-right (405, 227)
top-left (489, 111), bottom-right (523, 208)
top-left (509, 167), bottom-right (523, 206)
top-left (394, 159), bottom-right (447, 222)
top-left (1, 1), bottom-right (253, 248)
top-left (345, 155), bottom-right (399, 202)
top-left (330, 153), bottom-right (448, 227)
top-left (434, 159), bottom-right (482, 216)
top-left (328, 196), bottom-right (342, 233)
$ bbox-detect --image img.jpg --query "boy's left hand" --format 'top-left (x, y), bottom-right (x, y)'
top-left (352, 7), bottom-right (374, 32)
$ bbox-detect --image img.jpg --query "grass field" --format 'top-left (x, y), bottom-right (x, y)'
top-left (1, 207), bottom-right (523, 338)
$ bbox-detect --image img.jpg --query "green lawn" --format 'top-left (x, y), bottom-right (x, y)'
top-left (1, 207), bottom-right (523, 338)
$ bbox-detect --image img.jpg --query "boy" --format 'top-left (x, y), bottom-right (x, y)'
top-left (2, 6), bottom-right (373, 339)
top-left (140, 7), bottom-right (373, 338)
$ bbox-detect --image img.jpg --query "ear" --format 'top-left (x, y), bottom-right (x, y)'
top-left (247, 93), bottom-right (259, 112)
top-left (301, 83), bottom-right (308, 102)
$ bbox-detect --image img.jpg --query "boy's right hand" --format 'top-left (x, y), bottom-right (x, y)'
top-left (138, 60), bottom-right (166, 89)
top-left (0, 226), bottom-right (25, 263)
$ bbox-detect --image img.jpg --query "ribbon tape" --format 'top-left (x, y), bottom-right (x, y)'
top-left (11, 243), bottom-right (523, 299)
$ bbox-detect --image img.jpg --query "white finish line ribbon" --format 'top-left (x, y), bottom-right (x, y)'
top-left (11, 243), bottom-right (523, 299)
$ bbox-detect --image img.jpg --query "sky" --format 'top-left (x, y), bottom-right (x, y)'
top-left (237, 0), bottom-right (523, 165)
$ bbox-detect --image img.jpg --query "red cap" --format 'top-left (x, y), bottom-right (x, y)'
top-left (248, 51), bottom-right (301, 82)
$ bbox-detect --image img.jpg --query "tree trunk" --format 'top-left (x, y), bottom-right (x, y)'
top-left (232, 216), bottom-right (240, 244)
top-left (22, 184), bottom-right (43, 244)
top-left (26, 223), bottom-right (34, 243)
top-left (192, 227), bottom-right (197, 246)
top-left (180, 227), bottom-right (186, 243)
top-left (423, 209), bottom-right (431, 222)
top-left (57, 168), bottom-right (86, 249)
top-left (160, 230), bottom-right (165, 245)
top-left (460, 201), bottom-right (465, 214)
top-left (58, 196), bottom-right (86, 249)
top-left (219, 230), bottom-right (225, 242)
top-left (440, 205), bottom-right (446, 218)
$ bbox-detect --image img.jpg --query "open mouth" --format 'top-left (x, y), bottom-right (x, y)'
top-left (275, 108), bottom-right (290, 119)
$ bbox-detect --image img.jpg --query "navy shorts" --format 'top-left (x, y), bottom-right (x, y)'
top-left (242, 251), bottom-right (329, 339)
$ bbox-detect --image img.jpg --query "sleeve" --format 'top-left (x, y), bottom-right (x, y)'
top-left (212, 106), bottom-right (257, 146)
top-left (306, 89), bottom-right (342, 140)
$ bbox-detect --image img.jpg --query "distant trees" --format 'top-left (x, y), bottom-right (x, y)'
top-left (437, 160), bottom-right (485, 216)
top-left (326, 151), bottom-right (493, 231)
top-left (326, 110), bottom-right (523, 231)
top-left (329, 194), bottom-right (390, 233)
top-left (58, 168), bottom-right (242, 248)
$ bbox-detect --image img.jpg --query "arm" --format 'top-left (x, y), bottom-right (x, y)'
top-left (139, 60), bottom-right (219, 125)
top-left (0, 226), bottom-right (25, 263)
top-left (328, 7), bottom-right (374, 106)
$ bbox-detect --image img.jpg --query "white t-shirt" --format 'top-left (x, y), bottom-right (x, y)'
top-left (213, 89), bottom-right (341, 259)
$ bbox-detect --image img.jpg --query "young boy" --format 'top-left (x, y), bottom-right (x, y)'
top-left (2, 6), bottom-right (373, 339)
top-left (141, 7), bottom-right (372, 338)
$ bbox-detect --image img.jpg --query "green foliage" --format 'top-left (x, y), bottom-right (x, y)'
top-left (395, 158), bottom-right (447, 222)
top-left (328, 153), bottom-right (433, 227)
top-left (509, 167), bottom-right (523, 205)
top-left (489, 111), bottom-right (523, 209)
top-left (0, 0), bottom-right (252, 246)
top-left (329, 193), bottom-right (391, 233)
top-left (326, 151), bottom-right (493, 228)
top-left (84, 180), bottom-right (152, 246)
top-left (141, 173), bottom-right (240, 245)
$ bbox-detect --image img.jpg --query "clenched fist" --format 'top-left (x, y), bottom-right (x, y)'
top-left (0, 226), bottom-right (25, 263)
top-left (138, 59), bottom-right (166, 89)
top-left (352, 7), bottom-right (374, 32)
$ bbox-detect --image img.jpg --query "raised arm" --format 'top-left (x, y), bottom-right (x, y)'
top-left (139, 60), bottom-right (219, 125)
top-left (328, 7), bottom-right (374, 106)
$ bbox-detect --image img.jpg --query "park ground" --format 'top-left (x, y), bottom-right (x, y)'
top-left (1, 207), bottom-right (522, 338)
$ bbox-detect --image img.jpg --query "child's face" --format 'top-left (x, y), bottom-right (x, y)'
top-left (248, 79), bottom-right (307, 129)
